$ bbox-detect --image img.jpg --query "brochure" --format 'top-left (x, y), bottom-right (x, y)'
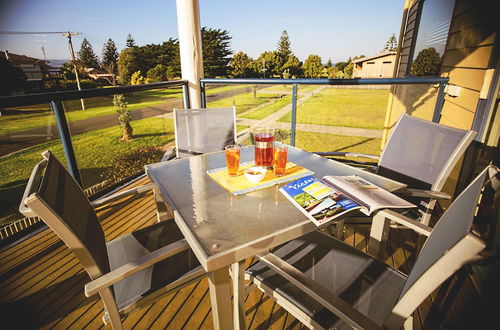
top-left (280, 175), bottom-right (415, 226)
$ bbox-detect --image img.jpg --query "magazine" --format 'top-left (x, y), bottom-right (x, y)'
top-left (280, 175), bottom-right (415, 226)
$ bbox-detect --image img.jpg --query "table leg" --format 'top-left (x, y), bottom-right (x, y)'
top-left (231, 261), bottom-right (246, 329)
top-left (208, 267), bottom-right (232, 330)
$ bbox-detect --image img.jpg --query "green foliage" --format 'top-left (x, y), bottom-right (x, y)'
top-left (59, 79), bottom-right (97, 90)
top-left (201, 27), bottom-right (233, 77)
top-left (328, 66), bottom-right (345, 78)
top-left (326, 59), bottom-right (333, 68)
top-left (102, 38), bottom-right (118, 75)
top-left (102, 146), bottom-right (165, 183)
top-left (255, 51), bottom-right (283, 77)
top-left (114, 93), bottom-right (133, 141)
top-left (130, 71), bottom-right (146, 85)
top-left (126, 33), bottom-right (136, 48)
top-left (117, 48), bottom-right (141, 84)
top-left (277, 30), bottom-right (292, 60)
top-left (0, 58), bottom-right (26, 96)
top-left (384, 33), bottom-right (398, 52)
top-left (147, 64), bottom-right (169, 82)
top-left (343, 62), bottom-right (354, 78)
top-left (302, 54), bottom-right (324, 78)
top-left (282, 55), bottom-right (302, 78)
top-left (229, 51), bottom-right (256, 78)
top-left (113, 94), bottom-right (130, 127)
top-left (77, 38), bottom-right (100, 69)
top-left (136, 39), bottom-right (180, 76)
top-left (410, 47), bottom-right (441, 76)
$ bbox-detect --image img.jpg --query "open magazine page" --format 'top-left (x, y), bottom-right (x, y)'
top-left (322, 175), bottom-right (415, 214)
top-left (280, 175), bottom-right (361, 226)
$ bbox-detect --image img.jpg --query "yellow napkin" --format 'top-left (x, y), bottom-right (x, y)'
top-left (207, 161), bottom-right (314, 195)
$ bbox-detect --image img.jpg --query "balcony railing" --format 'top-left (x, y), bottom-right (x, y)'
top-left (0, 77), bottom-right (448, 240)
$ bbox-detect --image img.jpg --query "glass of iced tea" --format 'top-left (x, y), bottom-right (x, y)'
top-left (253, 127), bottom-right (275, 168)
top-left (273, 144), bottom-right (288, 176)
top-left (225, 145), bottom-right (240, 177)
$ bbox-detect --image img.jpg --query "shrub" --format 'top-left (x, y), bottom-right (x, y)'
top-left (102, 146), bottom-right (165, 183)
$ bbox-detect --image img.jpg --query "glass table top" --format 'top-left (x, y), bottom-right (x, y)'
top-left (146, 145), bottom-right (405, 271)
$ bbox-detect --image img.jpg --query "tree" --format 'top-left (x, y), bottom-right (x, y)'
top-left (126, 33), bottom-right (136, 48)
top-left (326, 58), bottom-right (333, 68)
top-left (114, 94), bottom-right (133, 141)
top-left (147, 64), bottom-right (169, 82)
top-left (102, 38), bottom-right (118, 75)
top-left (282, 55), bottom-right (302, 78)
top-left (130, 71), bottom-right (146, 85)
top-left (229, 51), bottom-right (256, 78)
top-left (277, 30), bottom-right (292, 60)
top-left (302, 55), bottom-right (323, 78)
top-left (383, 33), bottom-right (398, 52)
top-left (201, 27), bottom-right (233, 77)
top-left (410, 47), bottom-right (441, 76)
top-left (343, 55), bottom-right (363, 78)
top-left (117, 48), bottom-right (141, 84)
top-left (78, 38), bottom-right (100, 69)
top-left (255, 51), bottom-right (283, 78)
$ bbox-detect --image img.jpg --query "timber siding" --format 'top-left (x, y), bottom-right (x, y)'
top-left (390, 0), bottom-right (497, 132)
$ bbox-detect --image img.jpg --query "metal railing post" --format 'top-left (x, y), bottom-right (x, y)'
top-left (50, 100), bottom-right (82, 186)
top-left (200, 81), bottom-right (206, 108)
top-left (432, 82), bottom-right (447, 123)
top-left (290, 83), bottom-right (298, 146)
top-left (182, 83), bottom-right (191, 109)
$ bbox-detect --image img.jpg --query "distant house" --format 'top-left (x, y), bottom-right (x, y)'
top-left (1, 50), bottom-right (55, 92)
top-left (351, 52), bottom-right (397, 78)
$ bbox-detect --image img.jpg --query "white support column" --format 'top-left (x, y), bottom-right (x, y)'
top-left (176, 0), bottom-right (204, 108)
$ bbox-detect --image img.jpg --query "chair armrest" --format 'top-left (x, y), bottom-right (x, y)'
top-left (313, 151), bottom-right (380, 160)
top-left (376, 209), bottom-right (432, 236)
top-left (399, 189), bottom-right (451, 200)
top-left (91, 183), bottom-right (155, 208)
top-left (85, 238), bottom-right (190, 297)
top-left (256, 252), bottom-right (382, 330)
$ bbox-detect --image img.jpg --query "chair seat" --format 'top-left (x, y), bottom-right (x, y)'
top-left (246, 231), bottom-right (407, 329)
top-left (107, 220), bottom-right (202, 310)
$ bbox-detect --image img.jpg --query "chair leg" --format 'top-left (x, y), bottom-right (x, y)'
top-left (154, 187), bottom-right (172, 222)
top-left (99, 289), bottom-right (123, 330)
top-left (368, 211), bottom-right (390, 259)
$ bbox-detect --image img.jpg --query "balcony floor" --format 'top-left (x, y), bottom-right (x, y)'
top-left (0, 176), bottom-right (491, 329)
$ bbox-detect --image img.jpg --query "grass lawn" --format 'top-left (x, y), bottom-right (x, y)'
top-left (278, 88), bottom-right (390, 130)
top-left (241, 95), bottom-right (292, 120)
top-left (0, 85), bottom-right (244, 135)
top-left (294, 130), bottom-right (381, 156)
top-left (0, 116), bottom-right (175, 225)
top-left (259, 85), bottom-right (318, 93)
top-left (207, 91), bottom-right (281, 115)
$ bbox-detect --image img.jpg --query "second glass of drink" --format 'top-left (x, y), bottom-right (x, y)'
top-left (225, 145), bottom-right (240, 177)
top-left (273, 144), bottom-right (288, 176)
top-left (254, 127), bottom-right (275, 169)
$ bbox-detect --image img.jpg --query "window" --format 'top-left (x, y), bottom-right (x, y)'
top-left (408, 0), bottom-right (455, 76)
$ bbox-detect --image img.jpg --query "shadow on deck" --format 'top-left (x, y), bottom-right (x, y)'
top-left (0, 176), bottom-right (496, 329)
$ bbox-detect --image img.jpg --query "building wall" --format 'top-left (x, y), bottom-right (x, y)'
top-left (352, 54), bottom-right (396, 78)
top-left (387, 0), bottom-right (498, 198)
top-left (390, 0), bottom-right (497, 132)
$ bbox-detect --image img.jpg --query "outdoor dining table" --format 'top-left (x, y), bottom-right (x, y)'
top-left (145, 145), bottom-right (406, 330)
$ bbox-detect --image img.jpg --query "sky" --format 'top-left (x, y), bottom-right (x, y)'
top-left (0, 0), bottom-right (404, 65)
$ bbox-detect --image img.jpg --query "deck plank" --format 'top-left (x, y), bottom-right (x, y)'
top-left (0, 176), bottom-right (484, 329)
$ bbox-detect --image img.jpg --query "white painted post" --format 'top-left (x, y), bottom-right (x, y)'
top-left (176, 0), bottom-right (204, 109)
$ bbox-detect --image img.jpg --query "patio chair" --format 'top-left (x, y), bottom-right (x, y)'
top-left (317, 114), bottom-right (476, 237)
top-left (172, 106), bottom-right (237, 158)
top-left (246, 165), bottom-right (499, 329)
top-left (91, 107), bottom-right (237, 220)
top-left (19, 151), bottom-right (205, 330)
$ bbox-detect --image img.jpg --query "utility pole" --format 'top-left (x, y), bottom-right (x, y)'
top-left (62, 31), bottom-right (85, 110)
top-left (0, 30), bottom-right (86, 110)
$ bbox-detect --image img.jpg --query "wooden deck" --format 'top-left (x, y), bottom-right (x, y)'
top-left (0, 176), bottom-right (494, 329)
